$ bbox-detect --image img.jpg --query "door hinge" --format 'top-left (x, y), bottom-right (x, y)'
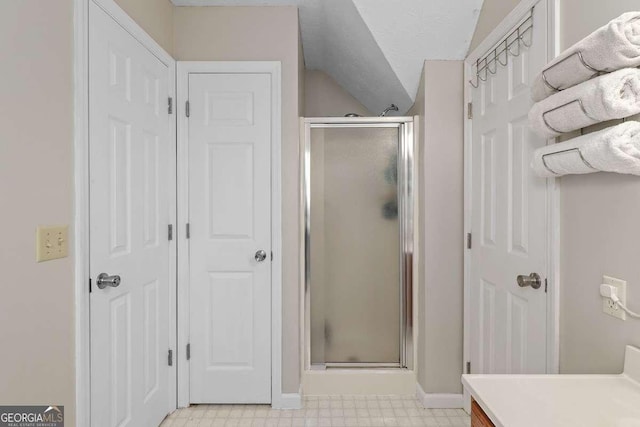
top-left (168, 349), bottom-right (173, 366)
top-left (168, 97), bottom-right (173, 114)
top-left (545, 278), bottom-right (548, 293)
top-left (186, 343), bottom-right (191, 361)
top-left (186, 223), bottom-right (190, 239)
top-left (168, 224), bottom-right (173, 241)
top-left (467, 102), bottom-right (473, 120)
top-left (466, 361), bottom-right (471, 374)
top-left (89, 278), bottom-right (92, 293)
top-left (467, 232), bottom-right (472, 249)
top-left (185, 100), bottom-right (190, 118)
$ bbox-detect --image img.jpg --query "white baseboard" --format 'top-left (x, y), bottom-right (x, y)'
top-left (272, 388), bottom-right (303, 410)
top-left (416, 383), bottom-right (463, 409)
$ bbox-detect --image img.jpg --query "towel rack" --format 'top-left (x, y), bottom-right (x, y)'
top-left (541, 147), bottom-right (596, 175)
top-left (540, 51), bottom-right (604, 92)
top-left (541, 98), bottom-right (599, 134)
top-left (541, 98), bottom-right (632, 135)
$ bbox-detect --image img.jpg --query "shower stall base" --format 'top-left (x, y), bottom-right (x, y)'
top-left (302, 369), bottom-right (416, 396)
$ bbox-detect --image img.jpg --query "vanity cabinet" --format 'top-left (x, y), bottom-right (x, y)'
top-left (471, 399), bottom-right (495, 427)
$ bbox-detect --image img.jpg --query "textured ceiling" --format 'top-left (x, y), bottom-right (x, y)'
top-left (170, 0), bottom-right (483, 114)
top-left (351, 0), bottom-right (482, 103)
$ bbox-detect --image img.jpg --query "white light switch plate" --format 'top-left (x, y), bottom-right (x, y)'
top-left (603, 275), bottom-right (627, 321)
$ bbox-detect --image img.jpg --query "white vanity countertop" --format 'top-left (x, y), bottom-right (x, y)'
top-left (462, 346), bottom-right (640, 427)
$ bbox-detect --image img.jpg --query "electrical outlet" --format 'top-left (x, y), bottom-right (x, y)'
top-left (602, 275), bottom-right (626, 320)
top-left (36, 225), bottom-right (69, 262)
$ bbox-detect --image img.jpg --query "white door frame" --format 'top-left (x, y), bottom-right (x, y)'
top-left (462, 0), bottom-right (561, 408)
top-left (73, 0), bottom-right (177, 425)
top-left (176, 61), bottom-right (284, 408)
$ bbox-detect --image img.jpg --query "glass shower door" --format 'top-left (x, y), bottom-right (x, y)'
top-left (307, 125), bottom-right (405, 367)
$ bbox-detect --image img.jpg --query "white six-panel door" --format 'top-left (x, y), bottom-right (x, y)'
top-left (89, 3), bottom-right (173, 425)
top-left (188, 73), bottom-right (273, 403)
top-left (470, 3), bottom-right (548, 375)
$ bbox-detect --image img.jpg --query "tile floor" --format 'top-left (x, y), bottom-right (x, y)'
top-left (160, 395), bottom-right (470, 426)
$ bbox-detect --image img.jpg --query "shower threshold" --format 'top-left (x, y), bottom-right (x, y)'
top-left (311, 363), bottom-right (402, 370)
top-left (302, 368), bottom-right (416, 395)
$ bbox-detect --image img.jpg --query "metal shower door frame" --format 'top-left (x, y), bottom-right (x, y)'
top-left (302, 116), bottom-right (414, 370)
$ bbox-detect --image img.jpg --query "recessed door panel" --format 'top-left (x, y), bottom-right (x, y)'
top-left (508, 118), bottom-right (529, 256)
top-left (207, 143), bottom-right (254, 239)
top-left (481, 131), bottom-right (497, 248)
top-left (207, 273), bottom-right (254, 368)
top-left (109, 117), bottom-right (131, 256)
top-left (143, 132), bottom-right (159, 248)
top-left (143, 280), bottom-right (160, 400)
top-left (110, 294), bottom-right (132, 426)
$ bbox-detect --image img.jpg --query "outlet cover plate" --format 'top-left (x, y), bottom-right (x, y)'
top-left (603, 275), bottom-right (626, 320)
top-left (36, 225), bottom-right (69, 262)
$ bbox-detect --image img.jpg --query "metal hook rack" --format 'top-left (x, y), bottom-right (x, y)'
top-left (469, 8), bottom-right (534, 88)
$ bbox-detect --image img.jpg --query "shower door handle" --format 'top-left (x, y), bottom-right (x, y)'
top-left (255, 250), bottom-right (267, 262)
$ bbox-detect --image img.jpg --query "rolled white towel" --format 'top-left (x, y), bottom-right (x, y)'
top-left (531, 12), bottom-right (640, 102)
top-left (531, 121), bottom-right (640, 178)
top-left (528, 68), bottom-right (640, 139)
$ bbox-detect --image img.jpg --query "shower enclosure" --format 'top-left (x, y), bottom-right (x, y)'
top-left (303, 117), bottom-right (414, 370)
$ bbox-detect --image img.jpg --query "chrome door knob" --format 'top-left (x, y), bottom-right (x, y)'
top-left (517, 272), bottom-right (542, 289)
top-left (255, 250), bottom-right (267, 262)
top-left (97, 273), bottom-right (121, 289)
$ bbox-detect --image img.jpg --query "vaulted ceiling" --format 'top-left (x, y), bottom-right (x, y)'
top-left (170, 0), bottom-right (483, 114)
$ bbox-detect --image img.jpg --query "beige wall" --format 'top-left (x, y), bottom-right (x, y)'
top-left (408, 61), bottom-right (464, 393)
top-left (174, 6), bottom-right (303, 393)
top-left (114, 0), bottom-right (175, 55)
top-left (304, 70), bottom-right (372, 117)
top-left (471, 0), bottom-right (640, 375)
top-left (407, 67), bottom-right (428, 392)
top-left (0, 1), bottom-right (76, 425)
top-left (299, 28), bottom-right (306, 117)
top-left (468, 0), bottom-right (520, 54)
top-left (558, 0), bottom-right (640, 374)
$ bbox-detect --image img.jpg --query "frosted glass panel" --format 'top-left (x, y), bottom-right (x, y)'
top-left (309, 127), bottom-right (400, 365)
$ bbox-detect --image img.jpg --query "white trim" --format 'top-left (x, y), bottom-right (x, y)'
top-left (304, 116), bottom-right (414, 124)
top-left (176, 61), bottom-right (283, 408)
top-left (74, 0), bottom-right (177, 424)
top-left (462, 52), bottom-right (472, 413)
top-left (275, 389), bottom-right (303, 410)
top-left (546, 0), bottom-right (561, 375)
top-left (462, 0), bottom-right (561, 410)
top-left (416, 383), bottom-right (463, 409)
top-left (176, 62), bottom-right (190, 409)
top-left (73, 0), bottom-right (90, 424)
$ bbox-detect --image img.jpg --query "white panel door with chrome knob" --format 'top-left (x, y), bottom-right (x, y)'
top-left (187, 72), bottom-right (273, 403)
top-left (88, 2), bottom-right (174, 426)
top-left (469, 3), bottom-right (549, 377)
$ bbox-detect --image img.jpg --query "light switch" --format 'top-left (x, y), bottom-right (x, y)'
top-left (36, 225), bottom-right (69, 262)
